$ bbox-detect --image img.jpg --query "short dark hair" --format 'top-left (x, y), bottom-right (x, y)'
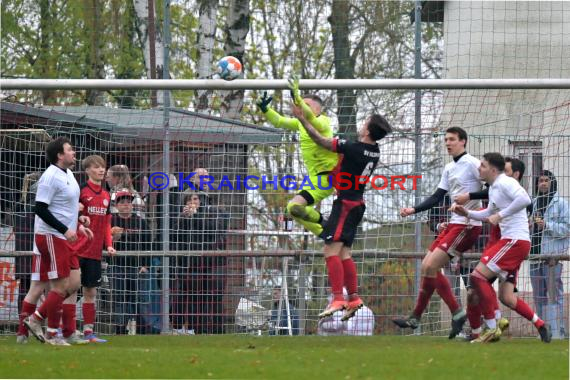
top-left (46, 137), bottom-right (72, 165)
top-left (445, 127), bottom-right (468, 147)
top-left (483, 152), bottom-right (505, 171)
top-left (303, 94), bottom-right (323, 107)
top-left (183, 192), bottom-right (200, 205)
top-left (505, 157), bottom-right (525, 180)
top-left (367, 114), bottom-right (392, 141)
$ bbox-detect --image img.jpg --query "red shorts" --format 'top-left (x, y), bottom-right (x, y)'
top-left (68, 240), bottom-right (81, 270)
top-left (481, 239), bottom-right (530, 282)
top-left (32, 234), bottom-right (72, 281)
top-left (484, 224), bottom-right (502, 250)
top-left (429, 223), bottom-right (482, 257)
top-left (69, 251), bottom-right (80, 270)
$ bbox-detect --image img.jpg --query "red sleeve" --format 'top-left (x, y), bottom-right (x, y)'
top-left (332, 137), bottom-right (339, 152)
top-left (104, 213), bottom-right (113, 248)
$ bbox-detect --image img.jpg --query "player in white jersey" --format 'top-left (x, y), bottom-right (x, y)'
top-left (20, 137), bottom-right (92, 346)
top-left (393, 127), bottom-right (483, 338)
top-left (451, 153), bottom-right (551, 343)
top-left (454, 157), bottom-right (527, 340)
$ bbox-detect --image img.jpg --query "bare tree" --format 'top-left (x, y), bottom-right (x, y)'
top-left (220, 0), bottom-right (250, 119)
top-left (195, 0), bottom-right (219, 110)
top-left (328, 0), bottom-right (357, 139)
top-left (133, 0), bottom-right (165, 104)
top-left (85, 0), bottom-right (106, 105)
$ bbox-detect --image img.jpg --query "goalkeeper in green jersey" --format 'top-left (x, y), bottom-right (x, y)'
top-left (256, 77), bottom-right (338, 236)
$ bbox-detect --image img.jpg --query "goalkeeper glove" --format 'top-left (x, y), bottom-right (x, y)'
top-left (257, 91), bottom-right (273, 113)
top-left (288, 75), bottom-right (301, 105)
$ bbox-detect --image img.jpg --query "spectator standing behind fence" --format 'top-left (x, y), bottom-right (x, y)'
top-left (530, 170), bottom-right (570, 339)
top-left (14, 173), bottom-right (40, 342)
top-left (110, 190), bottom-right (153, 335)
top-left (106, 164), bottom-right (146, 218)
top-left (317, 289), bottom-right (374, 336)
top-left (170, 191), bottom-right (229, 334)
top-left (269, 287), bottom-right (300, 336)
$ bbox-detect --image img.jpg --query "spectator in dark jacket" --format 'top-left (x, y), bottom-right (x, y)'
top-left (110, 189), bottom-right (153, 334)
top-left (170, 191), bottom-right (229, 334)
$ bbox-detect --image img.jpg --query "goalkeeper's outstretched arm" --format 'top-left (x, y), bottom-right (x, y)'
top-left (256, 91), bottom-right (299, 132)
top-left (288, 76), bottom-right (328, 134)
top-left (295, 110), bottom-right (333, 151)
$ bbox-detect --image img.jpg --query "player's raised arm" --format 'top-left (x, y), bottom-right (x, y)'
top-left (400, 188), bottom-right (448, 218)
top-left (256, 91), bottom-right (299, 132)
top-left (288, 76), bottom-right (329, 133)
top-left (294, 107), bottom-right (333, 151)
top-left (450, 203), bottom-right (493, 221)
top-left (456, 185), bottom-right (489, 205)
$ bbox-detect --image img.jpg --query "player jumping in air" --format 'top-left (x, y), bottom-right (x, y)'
top-left (451, 153), bottom-right (551, 343)
top-left (256, 77), bottom-right (338, 237)
top-left (393, 127), bottom-right (482, 338)
top-left (293, 98), bottom-right (392, 321)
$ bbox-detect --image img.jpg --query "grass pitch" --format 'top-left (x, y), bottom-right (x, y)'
top-left (0, 335), bottom-right (567, 379)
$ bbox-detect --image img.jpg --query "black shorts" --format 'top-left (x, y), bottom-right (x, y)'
top-left (80, 257), bottom-right (102, 288)
top-left (322, 198), bottom-right (365, 247)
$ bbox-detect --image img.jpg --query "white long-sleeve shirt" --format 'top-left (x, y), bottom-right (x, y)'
top-left (438, 153), bottom-right (483, 226)
top-left (34, 165), bottom-right (80, 239)
top-left (317, 305), bottom-right (375, 336)
top-left (467, 173), bottom-right (531, 241)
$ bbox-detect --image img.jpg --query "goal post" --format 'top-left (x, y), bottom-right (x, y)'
top-left (1, 79), bottom-right (569, 338)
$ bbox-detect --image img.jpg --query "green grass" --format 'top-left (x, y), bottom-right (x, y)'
top-left (0, 335), bottom-right (567, 379)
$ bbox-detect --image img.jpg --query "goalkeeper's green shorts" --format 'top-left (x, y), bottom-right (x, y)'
top-left (296, 174), bottom-right (334, 205)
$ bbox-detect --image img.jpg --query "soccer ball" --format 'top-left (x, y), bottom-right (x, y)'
top-left (216, 56), bottom-right (242, 81)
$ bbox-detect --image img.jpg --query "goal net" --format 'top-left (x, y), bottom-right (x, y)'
top-left (1, 82), bottom-right (568, 338)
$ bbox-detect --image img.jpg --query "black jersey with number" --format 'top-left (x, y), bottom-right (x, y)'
top-left (332, 138), bottom-right (380, 200)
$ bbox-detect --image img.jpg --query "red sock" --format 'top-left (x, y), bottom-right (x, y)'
top-left (469, 273), bottom-right (496, 320)
top-left (36, 299), bottom-right (48, 321)
top-left (514, 298), bottom-right (544, 328)
top-left (62, 304), bottom-right (76, 338)
top-left (45, 291), bottom-right (65, 333)
top-left (342, 258), bottom-right (358, 298)
top-left (83, 303), bottom-right (96, 334)
top-left (18, 301), bottom-right (36, 336)
top-left (492, 294), bottom-right (499, 314)
top-left (467, 301), bottom-right (482, 330)
top-left (326, 256), bottom-right (344, 301)
top-left (413, 277), bottom-right (437, 318)
top-left (435, 271), bottom-right (460, 314)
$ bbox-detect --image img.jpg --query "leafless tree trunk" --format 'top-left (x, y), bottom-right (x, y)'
top-left (195, 0), bottom-right (219, 110)
top-left (133, 0), bottom-right (164, 104)
top-left (86, 0), bottom-right (106, 105)
top-left (328, 0), bottom-right (357, 139)
top-left (220, 0), bottom-right (249, 119)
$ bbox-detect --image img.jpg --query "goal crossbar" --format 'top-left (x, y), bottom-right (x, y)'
top-left (2, 78), bottom-right (570, 90)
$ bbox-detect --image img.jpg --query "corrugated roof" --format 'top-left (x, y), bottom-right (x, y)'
top-left (0, 102), bottom-right (284, 144)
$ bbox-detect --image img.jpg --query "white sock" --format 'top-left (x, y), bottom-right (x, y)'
top-left (472, 327), bottom-right (482, 334)
top-left (485, 318), bottom-right (497, 329)
top-left (532, 314), bottom-right (539, 323)
top-left (495, 309), bottom-right (502, 320)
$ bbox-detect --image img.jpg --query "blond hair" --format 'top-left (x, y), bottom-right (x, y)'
top-left (108, 164), bottom-right (133, 189)
top-left (82, 154), bottom-right (106, 170)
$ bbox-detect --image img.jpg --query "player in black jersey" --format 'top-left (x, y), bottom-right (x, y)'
top-left (293, 104), bottom-right (392, 321)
